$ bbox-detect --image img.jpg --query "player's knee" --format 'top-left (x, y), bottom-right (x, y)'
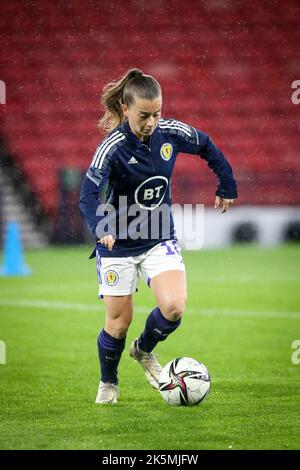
top-left (106, 317), bottom-right (132, 339)
top-left (109, 324), bottom-right (130, 339)
top-left (162, 298), bottom-right (186, 321)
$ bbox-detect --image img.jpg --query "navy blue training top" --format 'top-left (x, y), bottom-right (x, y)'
top-left (79, 118), bottom-right (238, 258)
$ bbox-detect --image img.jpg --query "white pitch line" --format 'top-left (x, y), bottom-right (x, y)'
top-left (0, 299), bottom-right (299, 319)
top-left (0, 299), bottom-right (101, 313)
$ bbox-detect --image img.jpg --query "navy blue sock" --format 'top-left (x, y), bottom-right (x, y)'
top-left (137, 307), bottom-right (181, 353)
top-left (97, 329), bottom-right (126, 384)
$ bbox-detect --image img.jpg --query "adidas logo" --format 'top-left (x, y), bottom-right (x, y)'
top-left (128, 156), bottom-right (138, 164)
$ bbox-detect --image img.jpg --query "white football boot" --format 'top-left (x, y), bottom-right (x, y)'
top-left (130, 339), bottom-right (163, 390)
top-left (95, 381), bottom-right (120, 404)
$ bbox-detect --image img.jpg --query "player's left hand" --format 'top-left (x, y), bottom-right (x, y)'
top-left (99, 234), bottom-right (116, 251)
top-left (214, 196), bottom-right (234, 213)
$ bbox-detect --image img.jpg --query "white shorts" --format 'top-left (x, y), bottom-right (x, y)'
top-left (96, 240), bottom-right (185, 297)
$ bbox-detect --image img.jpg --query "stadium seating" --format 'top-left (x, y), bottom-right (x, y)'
top-left (0, 0), bottom-right (299, 218)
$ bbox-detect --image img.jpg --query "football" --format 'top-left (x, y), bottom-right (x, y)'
top-left (159, 357), bottom-right (211, 406)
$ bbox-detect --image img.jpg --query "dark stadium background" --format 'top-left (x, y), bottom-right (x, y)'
top-left (0, 0), bottom-right (300, 453)
top-left (0, 0), bottom-right (299, 245)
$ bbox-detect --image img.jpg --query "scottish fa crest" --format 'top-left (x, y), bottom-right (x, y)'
top-left (160, 143), bottom-right (173, 161)
top-left (105, 270), bottom-right (119, 286)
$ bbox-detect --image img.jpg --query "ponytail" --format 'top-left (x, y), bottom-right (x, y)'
top-left (98, 68), bottom-right (161, 133)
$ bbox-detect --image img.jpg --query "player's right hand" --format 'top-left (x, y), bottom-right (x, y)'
top-left (99, 235), bottom-right (116, 251)
top-left (214, 196), bottom-right (234, 213)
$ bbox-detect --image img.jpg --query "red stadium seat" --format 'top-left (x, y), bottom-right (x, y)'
top-left (1, 0), bottom-right (299, 217)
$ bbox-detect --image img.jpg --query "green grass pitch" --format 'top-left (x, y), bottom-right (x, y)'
top-left (0, 244), bottom-right (300, 450)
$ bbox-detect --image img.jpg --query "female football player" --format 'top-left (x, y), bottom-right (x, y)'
top-left (79, 68), bottom-right (237, 404)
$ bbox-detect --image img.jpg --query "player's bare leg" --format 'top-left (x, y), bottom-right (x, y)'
top-left (130, 270), bottom-right (186, 390)
top-left (104, 295), bottom-right (133, 339)
top-left (150, 270), bottom-right (187, 322)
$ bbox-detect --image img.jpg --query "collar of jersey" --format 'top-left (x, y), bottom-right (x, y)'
top-left (121, 120), bottom-right (157, 148)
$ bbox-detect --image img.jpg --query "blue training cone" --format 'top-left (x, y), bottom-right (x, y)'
top-left (0, 221), bottom-right (31, 276)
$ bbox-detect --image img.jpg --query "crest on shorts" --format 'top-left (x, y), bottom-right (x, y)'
top-left (160, 143), bottom-right (173, 161)
top-left (105, 270), bottom-right (119, 286)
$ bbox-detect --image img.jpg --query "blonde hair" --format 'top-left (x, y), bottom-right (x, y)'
top-left (98, 68), bottom-right (161, 133)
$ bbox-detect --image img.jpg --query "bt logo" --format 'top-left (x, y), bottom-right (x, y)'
top-left (135, 176), bottom-right (168, 210)
top-left (143, 185), bottom-right (165, 200)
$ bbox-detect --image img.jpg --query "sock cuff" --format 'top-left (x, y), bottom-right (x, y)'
top-left (98, 329), bottom-right (126, 351)
top-left (154, 307), bottom-right (182, 328)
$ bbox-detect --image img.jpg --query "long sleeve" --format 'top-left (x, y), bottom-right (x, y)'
top-left (197, 132), bottom-right (238, 199)
top-left (175, 120), bottom-right (238, 199)
top-left (79, 167), bottom-right (110, 236)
